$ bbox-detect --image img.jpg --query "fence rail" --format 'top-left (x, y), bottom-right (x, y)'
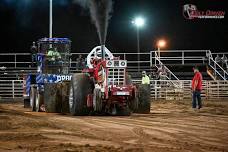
top-left (132, 80), bottom-right (228, 100)
top-left (150, 50), bottom-right (209, 66)
top-left (0, 80), bottom-right (23, 99)
top-left (0, 52), bottom-right (151, 73)
top-left (1, 80), bottom-right (227, 100)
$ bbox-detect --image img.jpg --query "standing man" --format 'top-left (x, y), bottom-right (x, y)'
top-left (30, 42), bottom-right (37, 67)
top-left (221, 54), bottom-right (228, 70)
top-left (192, 66), bottom-right (203, 110)
top-left (76, 54), bottom-right (84, 70)
top-left (215, 54), bottom-right (221, 65)
top-left (142, 71), bottom-right (150, 85)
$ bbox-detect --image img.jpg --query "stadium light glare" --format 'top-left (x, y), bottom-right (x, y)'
top-left (132, 17), bottom-right (145, 27)
top-left (157, 39), bottom-right (166, 48)
top-left (131, 16), bottom-right (146, 72)
top-left (157, 39), bottom-right (167, 63)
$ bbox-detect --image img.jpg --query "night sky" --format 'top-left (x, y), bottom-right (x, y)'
top-left (0, 0), bottom-right (227, 53)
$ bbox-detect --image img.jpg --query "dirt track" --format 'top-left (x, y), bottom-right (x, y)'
top-left (0, 100), bottom-right (228, 152)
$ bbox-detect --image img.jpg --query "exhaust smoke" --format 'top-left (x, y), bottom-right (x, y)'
top-left (74, 0), bottom-right (113, 59)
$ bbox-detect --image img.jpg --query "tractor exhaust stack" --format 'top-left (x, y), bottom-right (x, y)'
top-left (101, 44), bottom-right (105, 60)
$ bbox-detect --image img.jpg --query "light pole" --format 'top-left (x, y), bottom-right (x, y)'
top-left (157, 39), bottom-right (166, 64)
top-left (49, 0), bottom-right (53, 38)
top-left (132, 17), bottom-right (145, 72)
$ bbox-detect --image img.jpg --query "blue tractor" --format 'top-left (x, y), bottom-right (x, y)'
top-left (24, 38), bottom-right (72, 112)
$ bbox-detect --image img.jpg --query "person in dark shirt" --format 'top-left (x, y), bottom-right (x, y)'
top-left (221, 54), bottom-right (228, 70)
top-left (215, 54), bottom-right (221, 65)
top-left (76, 55), bottom-right (84, 70)
top-left (30, 42), bottom-right (37, 67)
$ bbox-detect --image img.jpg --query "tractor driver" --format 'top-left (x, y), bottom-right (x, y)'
top-left (47, 47), bottom-right (61, 64)
top-left (47, 47), bottom-right (54, 62)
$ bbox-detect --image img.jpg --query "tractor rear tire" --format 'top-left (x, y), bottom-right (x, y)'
top-left (125, 75), bottom-right (139, 112)
top-left (44, 83), bottom-right (62, 113)
top-left (129, 95), bottom-right (139, 112)
top-left (30, 86), bottom-right (37, 112)
top-left (69, 73), bottom-right (93, 115)
top-left (135, 84), bottom-right (151, 114)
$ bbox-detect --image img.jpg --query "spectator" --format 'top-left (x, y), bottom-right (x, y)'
top-left (150, 66), bottom-right (158, 80)
top-left (158, 65), bottom-right (167, 80)
top-left (192, 66), bottom-right (203, 110)
top-left (203, 55), bottom-right (209, 64)
top-left (30, 42), bottom-right (37, 67)
top-left (150, 70), bottom-right (158, 80)
top-left (214, 54), bottom-right (221, 71)
top-left (84, 58), bottom-right (87, 68)
top-left (221, 54), bottom-right (228, 69)
top-left (76, 55), bottom-right (84, 70)
top-left (141, 71), bottom-right (150, 85)
top-left (215, 54), bottom-right (221, 64)
top-left (0, 66), bottom-right (6, 70)
top-left (126, 73), bottom-right (132, 85)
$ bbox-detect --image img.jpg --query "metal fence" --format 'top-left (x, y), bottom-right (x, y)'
top-left (0, 53), bottom-right (31, 68)
top-left (67, 52), bottom-right (151, 73)
top-left (0, 80), bottom-right (23, 100)
top-left (132, 80), bottom-right (228, 100)
top-left (1, 79), bottom-right (227, 100)
top-left (0, 52), bottom-right (151, 72)
top-left (1, 52), bottom-right (228, 101)
top-left (150, 50), bottom-right (210, 66)
top-left (1, 50), bottom-right (227, 73)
